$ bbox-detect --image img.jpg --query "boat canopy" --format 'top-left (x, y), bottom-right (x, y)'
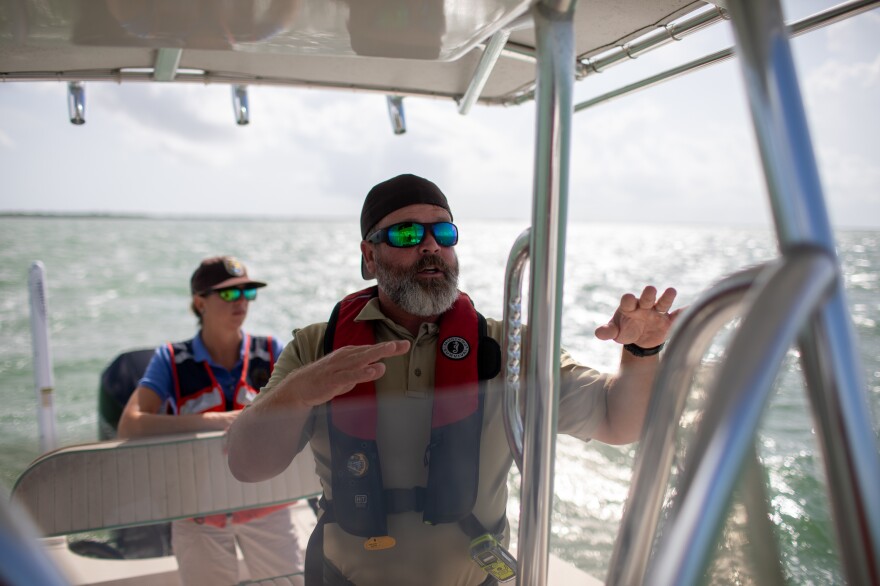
top-left (0, 0), bottom-right (712, 105)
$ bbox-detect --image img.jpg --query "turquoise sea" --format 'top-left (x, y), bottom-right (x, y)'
top-left (1, 216), bottom-right (878, 584)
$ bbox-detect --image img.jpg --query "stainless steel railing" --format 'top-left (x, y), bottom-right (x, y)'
top-left (605, 0), bottom-right (880, 582)
top-left (574, 0), bottom-right (879, 113)
top-left (725, 0), bottom-right (880, 581)
top-left (502, 228), bottom-right (531, 474)
top-left (606, 264), bottom-right (763, 585)
top-left (505, 0), bottom-right (879, 584)
top-left (648, 247), bottom-right (838, 585)
top-left (607, 247), bottom-right (857, 585)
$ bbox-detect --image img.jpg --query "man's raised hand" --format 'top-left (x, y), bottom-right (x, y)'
top-left (290, 340), bottom-right (411, 407)
top-left (595, 286), bottom-right (681, 349)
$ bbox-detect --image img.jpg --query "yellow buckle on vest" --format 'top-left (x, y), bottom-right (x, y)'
top-left (364, 536), bottom-right (396, 551)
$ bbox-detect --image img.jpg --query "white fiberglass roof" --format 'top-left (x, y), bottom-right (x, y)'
top-left (0, 0), bottom-right (711, 105)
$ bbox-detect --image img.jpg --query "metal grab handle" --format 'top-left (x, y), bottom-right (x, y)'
top-left (647, 247), bottom-right (837, 586)
top-left (728, 0), bottom-right (880, 580)
top-left (502, 229), bottom-right (530, 473)
top-left (607, 263), bottom-right (765, 585)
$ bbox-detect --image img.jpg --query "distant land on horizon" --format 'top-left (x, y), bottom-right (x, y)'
top-left (3, 211), bottom-right (880, 231)
top-left (0, 211), bottom-right (349, 223)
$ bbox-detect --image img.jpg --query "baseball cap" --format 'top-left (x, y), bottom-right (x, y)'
top-left (360, 174), bottom-right (452, 279)
top-left (190, 256), bottom-right (267, 295)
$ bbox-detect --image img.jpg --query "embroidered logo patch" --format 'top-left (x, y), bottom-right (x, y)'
top-left (441, 336), bottom-right (470, 360)
top-left (347, 453), bottom-right (369, 477)
top-left (355, 495), bottom-right (368, 509)
top-left (223, 257), bottom-right (244, 276)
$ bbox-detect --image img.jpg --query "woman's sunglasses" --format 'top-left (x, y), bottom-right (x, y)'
top-left (366, 221), bottom-right (458, 248)
top-left (215, 287), bottom-right (258, 302)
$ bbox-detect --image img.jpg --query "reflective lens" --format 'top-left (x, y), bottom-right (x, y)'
top-left (216, 287), bottom-right (258, 302)
top-left (430, 222), bottom-right (458, 246)
top-left (368, 222), bottom-right (458, 248)
top-left (387, 222), bottom-right (425, 247)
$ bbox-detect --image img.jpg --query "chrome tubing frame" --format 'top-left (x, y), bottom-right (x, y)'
top-left (517, 1), bottom-right (576, 584)
top-left (739, 443), bottom-right (788, 585)
top-left (796, 322), bottom-right (879, 584)
top-left (648, 247), bottom-right (838, 586)
top-left (502, 229), bottom-right (531, 474)
top-left (579, 4), bottom-right (727, 75)
top-left (574, 0), bottom-right (879, 113)
top-left (607, 264), bottom-right (764, 585)
top-left (459, 29), bottom-right (512, 115)
top-left (727, 0), bottom-right (880, 582)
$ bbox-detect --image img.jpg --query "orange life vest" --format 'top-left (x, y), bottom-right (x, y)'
top-left (168, 333), bottom-right (273, 415)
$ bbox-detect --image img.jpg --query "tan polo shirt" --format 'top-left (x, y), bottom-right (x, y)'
top-left (259, 297), bottom-right (608, 586)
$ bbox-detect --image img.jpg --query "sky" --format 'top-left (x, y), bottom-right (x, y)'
top-left (0, 1), bottom-right (878, 228)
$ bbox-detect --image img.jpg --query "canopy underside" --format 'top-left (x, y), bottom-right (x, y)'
top-left (0, 0), bottom-right (711, 105)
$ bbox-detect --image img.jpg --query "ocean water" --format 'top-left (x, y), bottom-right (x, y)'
top-left (1, 216), bottom-right (877, 584)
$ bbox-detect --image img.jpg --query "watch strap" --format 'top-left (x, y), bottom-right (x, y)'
top-left (623, 342), bottom-right (665, 357)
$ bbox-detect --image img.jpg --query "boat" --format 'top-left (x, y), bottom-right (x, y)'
top-left (2, 0), bottom-right (879, 585)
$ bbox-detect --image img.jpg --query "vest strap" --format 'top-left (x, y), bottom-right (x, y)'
top-left (304, 501), bottom-right (330, 586)
top-left (384, 487), bottom-right (426, 514)
top-left (304, 497), bottom-right (503, 586)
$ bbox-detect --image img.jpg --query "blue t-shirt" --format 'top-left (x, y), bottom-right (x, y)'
top-left (138, 331), bottom-right (284, 413)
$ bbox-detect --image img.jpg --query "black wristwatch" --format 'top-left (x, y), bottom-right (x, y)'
top-left (623, 342), bottom-right (665, 357)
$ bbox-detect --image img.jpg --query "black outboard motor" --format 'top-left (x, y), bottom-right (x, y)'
top-left (70, 349), bottom-right (173, 560)
top-left (98, 349), bottom-right (155, 440)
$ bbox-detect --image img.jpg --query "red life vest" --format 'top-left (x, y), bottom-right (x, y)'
top-left (168, 333), bottom-right (274, 415)
top-left (168, 334), bottom-right (289, 527)
top-left (324, 286), bottom-right (499, 538)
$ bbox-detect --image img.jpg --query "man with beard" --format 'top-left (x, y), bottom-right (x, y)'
top-left (227, 174), bottom-right (679, 586)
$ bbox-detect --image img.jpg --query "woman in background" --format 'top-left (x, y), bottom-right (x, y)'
top-left (119, 256), bottom-right (303, 586)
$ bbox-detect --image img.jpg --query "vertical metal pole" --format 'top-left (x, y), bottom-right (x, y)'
top-left (726, 1), bottom-right (880, 583)
top-left (28, 261), bottom-right (58, 453)
top-left (797, 325), bottom-right (880, 584)
top-left (519, 2), bottom-right (575, 585)
top-left (740, 445), bottom-right (787, 585)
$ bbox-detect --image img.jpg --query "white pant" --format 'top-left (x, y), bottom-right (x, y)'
top-left (171, 506), bottom-right (304, 586)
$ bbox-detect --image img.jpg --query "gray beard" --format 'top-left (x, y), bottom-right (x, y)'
top-left (374, 253), bottom-right (460, 317)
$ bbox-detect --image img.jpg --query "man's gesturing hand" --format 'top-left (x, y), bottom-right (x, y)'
top-left (595, 286), bottom-right (681, 349)
top-left (291, 340), bottom-right (411, 407)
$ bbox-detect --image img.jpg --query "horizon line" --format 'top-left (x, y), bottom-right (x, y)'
top-left (1, 211), bottom-right (878, 231)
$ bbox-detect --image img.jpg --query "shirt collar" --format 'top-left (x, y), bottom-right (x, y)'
top-left (355, 297), bottom-right (439, 339)
top-left (193, 331), bottom-right (246, 365)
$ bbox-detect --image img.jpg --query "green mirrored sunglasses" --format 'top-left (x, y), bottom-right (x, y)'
top-left (367, 221), bottom-right (458, 248)
top-left (215, 287), bottom-right (258, 302)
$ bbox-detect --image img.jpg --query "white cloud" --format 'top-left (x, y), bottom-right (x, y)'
top-left (816, 143), bottom-right (880, 227)
top-left (804, 54), bottom-right (880, 94)
top-left (0, 1), bottom-right (876, 228)
top-left (567, 74), bottom-right (770, 225)
top-left (824, 12), bottom-right (880, 55)
top-left (399, 101), bottom-right (535, 218)
top-left (0, 128), bottom-right (14, 149)
top-left (95, 84), bottom-right (243, 167)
